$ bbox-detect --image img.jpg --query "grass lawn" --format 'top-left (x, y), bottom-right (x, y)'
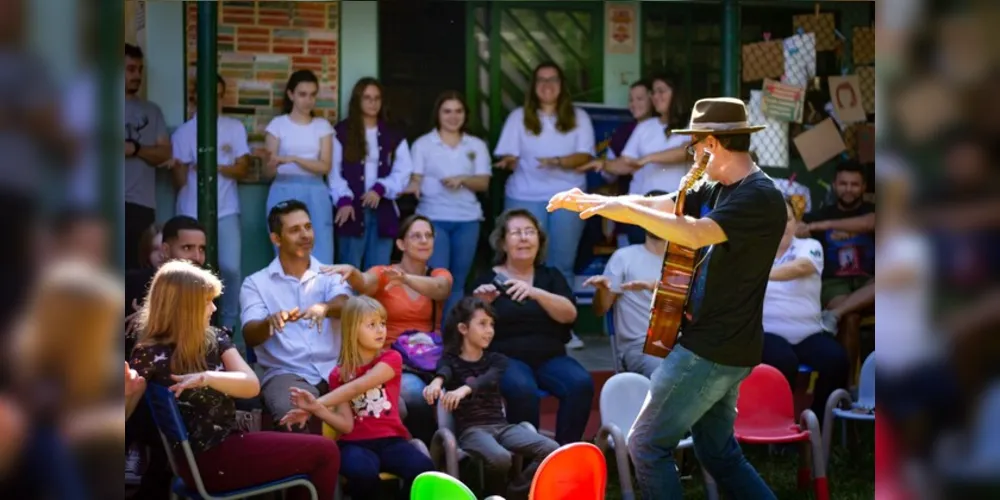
top-left (601, 424), bottom-right (875, 499)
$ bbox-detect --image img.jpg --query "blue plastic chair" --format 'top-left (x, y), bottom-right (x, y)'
top-left (144, 384), bottom-right (318, 500)
top-left (822, 352), bottom-right (875, 462)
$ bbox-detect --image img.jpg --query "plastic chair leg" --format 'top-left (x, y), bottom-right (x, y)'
top-left (596, 424), bottom-right (634, 500)
top-left (822, 389), bottom-right (853, 463)
top-left (802, 410), bottom-right (830, 500)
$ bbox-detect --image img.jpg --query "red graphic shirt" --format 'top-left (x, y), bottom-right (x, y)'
top-left (329, 349), bottom-right (410, 442)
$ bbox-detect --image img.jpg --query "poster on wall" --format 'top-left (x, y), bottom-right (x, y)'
top-left (606, 3), bottom-right (637, 55)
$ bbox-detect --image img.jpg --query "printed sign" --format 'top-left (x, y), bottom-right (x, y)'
top-left (761, 79), bottom-right (806, 123)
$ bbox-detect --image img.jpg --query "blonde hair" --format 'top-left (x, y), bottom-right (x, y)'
top-left (15, 260), bottom-right (124, 408)
top-left (337, 295), bottom-right (388, 384)
top-left (134, 260), bottom-right (223, 374)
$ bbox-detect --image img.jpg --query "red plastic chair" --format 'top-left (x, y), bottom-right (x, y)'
top-left (735, 364), bottom-right (829, 500)
top-left (529, 442), bottom-right (606, 500)
top-left (875, 412), bottom-right (911, 500)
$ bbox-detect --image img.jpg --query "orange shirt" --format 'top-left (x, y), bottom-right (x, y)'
top-left (369, 265), bottom-right (453, 343)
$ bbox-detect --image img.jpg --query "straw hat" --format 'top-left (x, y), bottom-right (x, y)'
top-left (673, 97), bottom-right (766, 135)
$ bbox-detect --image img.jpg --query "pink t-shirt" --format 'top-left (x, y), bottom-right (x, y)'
top-left (329, 349), bottom-right (410, 442)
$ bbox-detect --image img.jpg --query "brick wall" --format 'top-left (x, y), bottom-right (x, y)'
top-left (185, 1), bottom-right (340, 141)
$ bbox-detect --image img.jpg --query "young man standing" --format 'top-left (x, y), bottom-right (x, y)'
top-left (240, 200), bottom-right (352, 431)
top-left (124, 43), bottom-right (173, 269)
top-left (549, 98), bottom-right (786, 499)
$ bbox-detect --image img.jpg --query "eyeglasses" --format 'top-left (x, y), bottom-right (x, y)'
top-left (507, 228), bottom-right (538, 239)
top-left (407, 232), bottom-right (434, 242)
top-left (686, 137), bottom-right (707, 157)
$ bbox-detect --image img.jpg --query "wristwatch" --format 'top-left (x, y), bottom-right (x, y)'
top-left (127, 139), bottom-right (141, 156)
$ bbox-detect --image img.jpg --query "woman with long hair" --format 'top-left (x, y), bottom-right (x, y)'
top-left (581, 79), bottom-right (653, 175)
top-left (128, 261), bottom-right (340, 500)
top-left (321, 214), bottom-right (452, 444)
top-left (263, 69), bottom-right (336, 263)
top-left (328, 77), bottom-right (413, 269)
top-left (406, 91), bottom-right (491, 317)
top-left (602, 74), bottom-right (691, 244)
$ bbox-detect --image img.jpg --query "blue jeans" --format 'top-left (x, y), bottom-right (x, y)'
top-left (400, 372), bottom-right (435, 444)
top-left (627, 345), bottom-right (775, 500)
top-left (217, 214), bottom-right (241, 333)
top-left (338, 436), bottom-right (434, 500)
top-left (500, 356), bottom-right (594, 445)
top-left (505, 197), bottom-right (586, 289)
top-left (267, 175), bottom-right (334, 264)
top-left (428, 220), bottom-right (480, 325)
top-left (337, 209), bottom-right (393, 270)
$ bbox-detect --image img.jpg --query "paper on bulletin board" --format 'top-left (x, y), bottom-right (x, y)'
top-left (742, 41), bottom-right (784, 82)
top-left (749, 90), bottom-right (789, 168)
top-left (828, 75), bottom-right (867, 124)
top-left (761, 79), bottom-right (806, 123)
top-left (783, 33), bottom-right (817, 87)
top-left (606, 3), bottom-right (637, 55)
top-left (793, 13), bottom-right (838, 52)
top-left (793, 118), bottom-right (846, 171)
top-left (857, 66), bottom-right (876, 114)
top-left (853, 26), bottom-right (876, 65)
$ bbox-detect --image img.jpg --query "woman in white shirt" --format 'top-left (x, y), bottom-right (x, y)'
top-left (263, 70), bottom-right (335, 262)
top-left (761, 199), bottom-right (850, 420)
top-left (493, 62), bottom-right (595, 292)
top-left (602, 75), bottom-right (691, 244)
top-left (406, 91), bottom-right (491, 318)
top-left (328, 77), bottom-right (412, 269)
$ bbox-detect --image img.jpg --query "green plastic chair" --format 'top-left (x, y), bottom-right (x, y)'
top-left (410, 471), bottom-right (477, 500)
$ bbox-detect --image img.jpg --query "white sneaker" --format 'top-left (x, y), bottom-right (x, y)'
top-left (566, 332), bottom-right (585, 350)
top-left (125, 446), bottom-right (143, 485)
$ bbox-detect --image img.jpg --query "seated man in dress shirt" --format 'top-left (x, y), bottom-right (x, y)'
top-left (240, 200), bottom-right (352, 431)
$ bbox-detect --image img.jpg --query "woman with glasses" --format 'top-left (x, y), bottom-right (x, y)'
top-left (493, 62), bottom-right (595, 305)
top-left (320, 215), bottom-right (452, 444)
top-left (405, 91), bottom-right (492, 321)
top-left (601, 75), bottom-right (691, 244)
top-left (470, 209), bottom-right (593, 445)
top-left (263, 70), bottom-right (335, 262)
top-left (329, 77), bottom-right (413, 269)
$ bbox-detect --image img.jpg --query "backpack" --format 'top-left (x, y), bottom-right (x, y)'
top-left (389, 265), bottom-right (444, 379)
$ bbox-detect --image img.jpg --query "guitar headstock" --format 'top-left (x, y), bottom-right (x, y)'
top-left (681, 149), bottom-right (711, 192)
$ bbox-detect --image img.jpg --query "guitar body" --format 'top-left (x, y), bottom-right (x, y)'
top-left (643, 153), bottom-right (711, 358)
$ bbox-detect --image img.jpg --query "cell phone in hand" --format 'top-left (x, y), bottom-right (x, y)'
top-left (492, 272), bottom-right (511, 294)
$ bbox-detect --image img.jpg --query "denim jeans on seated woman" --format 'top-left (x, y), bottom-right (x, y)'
top-left (499, 355), bottom-right (594, 445)
top-left (627, 345), bottom-right (775, 500)
top-left (400, 372), bottom-right (435, 445)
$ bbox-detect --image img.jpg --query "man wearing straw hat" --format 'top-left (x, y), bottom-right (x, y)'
top-left (548, 98), bottom-right (786, 498)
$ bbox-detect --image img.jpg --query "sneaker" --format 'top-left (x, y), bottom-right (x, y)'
top-left (820, 310), bottom-right (839, 334)
top-left (125, 446), bottom-right (143, 485)
top-left (566, 332), bottom-right (585, 350)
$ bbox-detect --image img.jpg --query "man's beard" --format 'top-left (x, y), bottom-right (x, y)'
top-left (837, 195), bottom-right (862, 209)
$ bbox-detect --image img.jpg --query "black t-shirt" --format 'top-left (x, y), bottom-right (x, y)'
top-left (675, 170), bottom-right (787, 367)
top-left (468, 266), bottom-right (575, 368)
top-left (435, 351), bottom-right (509, 433)
top-left (802, 203), bottom-right (876, 279)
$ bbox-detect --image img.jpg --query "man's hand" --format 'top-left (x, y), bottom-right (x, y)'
top-left (268, 307), bottom-right (301, 334)
top-left (441, 176), bottom-right (466, 190)
top-left (622, 280), bottom-right (656, 292)
top-left (582, 275), bottom-right (612, 290)
top-left (472, 284), bottom-right (500, 304)
top-left (493, 156), bottom-right (518, 170)
top-left (168, 372), bottom-right (208, 398)
top-left (299, 303), bottom-right (329, 329)
top-left (580, 198), bottom-right (632, 223)
top-left (423, 379), bottom-right (444, 406)
top-left (279, 408), bottom-right (312, 431)
top-left (441, 385), bottom-right (472, 411)
top-left (335, 205), bottom-right (356, 226)
top-left (361, 190), bottom-right (382, 209)
top-left (795, 221), bottom-right (812, 238)
top-left (125, 362), bottom-right (146, 399)
top-left (547, 187), bottom-right (609, 214)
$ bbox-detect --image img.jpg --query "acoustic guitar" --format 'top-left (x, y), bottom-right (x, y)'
top-left (643, 151), bottom-right (711, 358)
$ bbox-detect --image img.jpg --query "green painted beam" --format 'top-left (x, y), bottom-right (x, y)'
top-left (721, 0), bottom-right (740, 97)
top-left (102, 0), bottom-right (124, 269)
top-left (196, 1), bottom-right (219, 272)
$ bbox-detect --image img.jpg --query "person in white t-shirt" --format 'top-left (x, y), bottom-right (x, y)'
top-left (601, 75), bottom-right (691, 244)
top-left (581, 190), bottom-right (669, 377)
top-left (494, 62), bottom-right (595, 349)
top-left (263, 70), bottom-right (336, 264)
top-left (761, 199), bottom-right (849, 420)
top-left (406, 91), bottom-right (491, 318)
top-left (171, 75), bottom-right (251, 331)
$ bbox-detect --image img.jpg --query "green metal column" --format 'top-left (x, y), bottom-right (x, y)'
top-left (101, 0), bottom-right (123, 269)
top-left (721, 0), bottom-right (740, 97)
top-left (196, 1), bottom-right (219, 272)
